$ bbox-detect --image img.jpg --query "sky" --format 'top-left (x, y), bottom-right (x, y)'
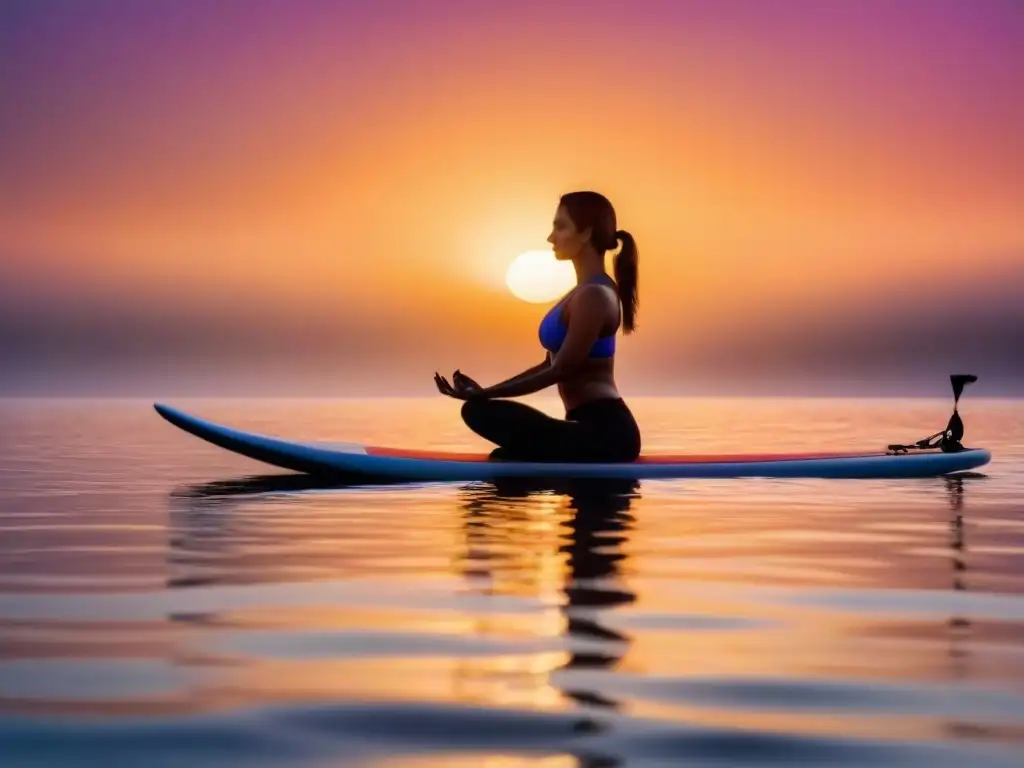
top-left (2, 0), bottom-right (1022, 397)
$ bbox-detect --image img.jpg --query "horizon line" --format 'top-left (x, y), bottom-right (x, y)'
top-left (2, 393), bottom-right (1020, 402)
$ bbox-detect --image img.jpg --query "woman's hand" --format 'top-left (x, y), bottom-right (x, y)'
top-left (434, 370), bottom-right (483, 400)
top-left (452, 370), bottom-right (482, 394)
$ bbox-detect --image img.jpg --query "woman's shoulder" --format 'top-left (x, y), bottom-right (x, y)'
top-left (569, 280), bottom-right (620, 314)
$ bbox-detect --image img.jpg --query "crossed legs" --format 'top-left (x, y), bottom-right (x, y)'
top-left (461, 398), bottom-right (636, 463)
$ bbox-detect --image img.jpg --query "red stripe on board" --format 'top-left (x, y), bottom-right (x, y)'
top-left (365, 447), bottom-right (887, 464)
top-left (367, 446), bottom-right (492, 462)
top-left (634, 451), bottom-right (883, 464)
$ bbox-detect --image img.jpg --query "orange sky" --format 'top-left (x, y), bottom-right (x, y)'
top-left (2, 1), bottom-right (1021, 395)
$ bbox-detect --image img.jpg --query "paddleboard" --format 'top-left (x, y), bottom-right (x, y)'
top-left (153, 403), bottom-right (991, 481)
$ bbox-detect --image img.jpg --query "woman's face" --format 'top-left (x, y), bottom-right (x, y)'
top-left (547, 205), bottom-right (590, 261)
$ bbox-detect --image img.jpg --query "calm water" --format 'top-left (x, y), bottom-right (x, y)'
top-left (1, 396), bottom-right (1023, 767)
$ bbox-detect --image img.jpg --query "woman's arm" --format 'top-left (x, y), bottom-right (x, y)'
top-left (487, 359), bottom-right (550, 389)
top-left (479, 364), bottom-right (561, 399)
top-left (441, 360), bottom-right (551, 400)
top-left (479, 288), bottom-right (607, 400)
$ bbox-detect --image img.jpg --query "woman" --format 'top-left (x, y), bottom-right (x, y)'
top-left (435, 191), bottom-right (642, 463)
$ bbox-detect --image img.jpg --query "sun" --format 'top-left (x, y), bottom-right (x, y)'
top-left (505, 250), bottom-right (576, 303)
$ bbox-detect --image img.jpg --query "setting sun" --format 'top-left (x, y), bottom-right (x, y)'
top-left (505, 251), bottom-right (576, 304)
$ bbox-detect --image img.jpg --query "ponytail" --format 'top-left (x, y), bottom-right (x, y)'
top-left (613, 229), bottom-right (638, 333)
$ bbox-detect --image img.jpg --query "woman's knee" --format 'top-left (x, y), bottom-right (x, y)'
top-left (460, 397), bottom-right (490, 429)
top-left (461, 398), bottom-right (535, 445)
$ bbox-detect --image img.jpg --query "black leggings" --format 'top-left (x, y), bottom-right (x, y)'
top-left (461, 397), bottom-right (641, 463)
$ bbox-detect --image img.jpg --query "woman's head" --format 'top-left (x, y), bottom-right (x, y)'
top-left (548, 191), bottom-right (639, 333)
top-left (548, 191), bottom-right (619, 260)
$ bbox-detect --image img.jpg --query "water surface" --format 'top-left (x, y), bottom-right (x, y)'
top-left (2, 396), bottom-right (1022, 766)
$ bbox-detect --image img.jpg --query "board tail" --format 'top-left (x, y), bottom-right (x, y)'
top-left (888, 374), bottom-right (978, 455)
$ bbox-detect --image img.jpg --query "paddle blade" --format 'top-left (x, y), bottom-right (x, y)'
top-left (951, 374), bottom-right (977, 404)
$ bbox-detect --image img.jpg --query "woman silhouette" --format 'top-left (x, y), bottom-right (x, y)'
top-left (435, 191), bottom-right (641, 463)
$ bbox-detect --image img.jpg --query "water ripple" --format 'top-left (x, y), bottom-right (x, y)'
top-left (1, 397), bottom-right (1022, 766)
top-left (2, 701), bottom-right (1022, 767)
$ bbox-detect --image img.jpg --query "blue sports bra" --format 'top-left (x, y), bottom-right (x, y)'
top-left (538, 274), bottom-right (619, 358)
